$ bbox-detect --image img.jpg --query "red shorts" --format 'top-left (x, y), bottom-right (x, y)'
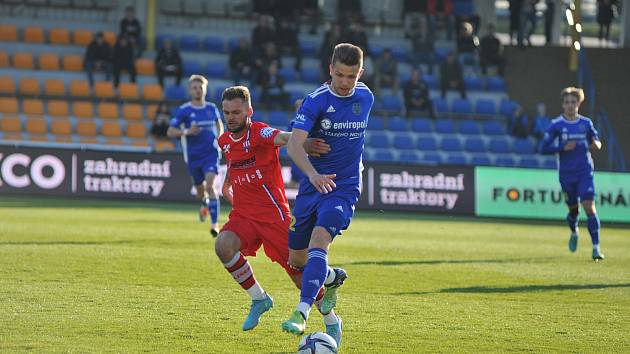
top-left (221, 211), bottom-right (299, 275)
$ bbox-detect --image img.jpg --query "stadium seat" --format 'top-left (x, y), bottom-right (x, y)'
top-left (50, 119), bottom-right (72, 135)
top-left (146, 104), bottom-right (158, 119)
top-left (452, 98), bottom-right (473, 116)
top-left (388, 117), bottom-right (408, 132)
top-left (13, 52), bottom-right (34, 70)
top-left (211, 87), bottom-right (224, 103)
top-left (0, 24), bottom-right (18, 41)
top-left (119, 82), bottom-right (139, 99)
top-left (368, 132), bottom-right (391, 149)
top-left (94, 81), bottom-right (115, 99)
top-left (103, 137), bottom-right (125, 145)
top-left (279, 67), bottom-right (297, 82)
top-left (44, 79), bottom-right (65, 96)
top-left (543, 159), bottom-right (557, 169)
top-left (183, 60), bottom-right (202, 77)
top-left (126, 122), bottom-right (146, 138)
top-left (464, 137), bottom-right (486, 152)
top-left (25, 117), bottom-right (47, 135)
top-left (204, 61), bottom-right (226, 79)
top-left (432, 97), bottom-right (448, 116)
top-left (499, 99), bottom-right (518, 117)
top-left (373, 149), bottom-right (395, 162)
top-left (54, 135), bottom-right (75, 143)
top-left (23, 98), bottom-right (45, 116)
top-left (165, 85), bottom-right (187, 101)
top-left (399, 150), bottom-right (421, 163)
top-left (18, 78), bottom-right (40, 95)
top-left (69, 80), bottom-right (90, 98)
top-left (79, 136), bottom-right (100, 144)
top-left (417, 136), bottom-right (438, 151)
top-left (368, 116), bottom-right (385, 130)
top-left (130, 139), bottom-right (150, 147)
top-left (0, 51), bottom-right (8, 67)
top-left (123, 104), bottom-right (143, 120)
top-left (103, 31), bottom-right (116, 47)
top-left (435, 119), bottom-right (456, 134)
top-left (24, 26), bottom-right (44, 43)
top-left (441, 137), bottom-right (463, 152)
top-left (73, 101), bottom-right (94, 119)
top-left (155, 140), bottom-right (175, 151)
top-left (142, 84), bottom-right (163, 101)
top-left (0, 97), bottom-right (19, 114)
top-left (471, 154), bottom-right (491, 165)
top-left (519, 157), bottom-right (540, 168)
top-left (49, 28), bottom-right (70, 45)
top-left (487, 76), bottom-right (506, 91)
top-left (464, 76), bottom-right (483, 90)
top-left (513, 139), bottom-right (535, 154)
top-left (392, 133), bottom-right (415, 150)
top-left (380, 94), bottom-right (402, 112)
top-left (98, 102), bottom-right (119, 120)
top-left (458, 120), bottom-right (480, 135)
top-left (482, 121), bottom-right (506, 135)
top-left (39, 53), bottom-right (60, 71)
top-left (47, 100), bottom-right (69, 117)
top-left (101, 121), bottom-right (122, 137)
top-left (0, 76), bottom-right (15, 95)
top-left (202, 36), bottom-right (224, 53)
top-left (300, 67), bottom-right (320, 84)
top-left (73, 29), bottom-right (93, 46)
top-left (179, 35), bottom-right (200, 51)
top-left (410, 118), bottom-right (433, 133)
top-left (424, 152), bottom-right (442, 164)
top-left (446, 153), bottom-right (467, 165)
top-left (421, 74), bottom-right (437, 89)
top-left (268, 111), bottom-right (290, 127)
top-left (475, 99), bottom-right (497, 116)
top-left (76, 120), bottom-right (97, 136)
top-left (63, 55), bottom-right (83, 72)
top-left (299, 40), bottom-right (317, 57)
top-left (0, 115), bottom-right (21, 132)
top-left (136, 58), bottom-right (155, 76)
top-left (495, 155), bottom-right (516, 167)
top-left (488, 138), bottom-right (511, 153)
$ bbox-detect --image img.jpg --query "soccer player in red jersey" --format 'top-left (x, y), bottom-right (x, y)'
top-left (214, 86), bottom-right (340, 333)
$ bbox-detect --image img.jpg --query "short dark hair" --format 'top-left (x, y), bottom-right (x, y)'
top-left (222, 86), bottom-right (251, 107)
top-left (331, 43), bottom-right (363, 67)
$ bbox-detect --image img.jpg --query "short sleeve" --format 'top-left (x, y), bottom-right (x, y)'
top-left (587, 120), bottom-right (599, 144)
top-left (251, 123), bottom-right (280, 148)
top-left (169, 107), bottom-right (186, 128)
top-left (291, 95), bottom-right (319, 133)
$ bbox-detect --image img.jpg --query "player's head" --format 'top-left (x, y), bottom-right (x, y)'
top-left (561, 87), bottom-right (584, 117)
top-left (221, 86), bottom-right (253, 134)
top-left (188, 75), bottom-right (208, 101)
top-left (329, 43), bottom-right (364, 96)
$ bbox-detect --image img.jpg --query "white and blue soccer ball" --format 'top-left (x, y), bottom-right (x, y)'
top-left (297, 332), bottom-right (338, 354)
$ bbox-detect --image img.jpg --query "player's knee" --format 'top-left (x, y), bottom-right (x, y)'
top-left (214, 232), bottom-right (239, 262)
top-left (568, 206), bottom-right (579, 218)
top-left (310, 227), bottom-right (333, 250)
top-left (288, 251), bottom-right (307, 269)
top-left (582, 201), bottom-right (596, 216)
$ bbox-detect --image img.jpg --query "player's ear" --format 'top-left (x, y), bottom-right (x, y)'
top-left (358, 67), bottom-right (364, 79)
top-left (329, 63), bottom-right (333, 77)
top-left (247, 105), bottom-right (254, 119)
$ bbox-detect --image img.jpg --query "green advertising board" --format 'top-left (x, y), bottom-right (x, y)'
top-left (475, 167), bottom-right (630, 222)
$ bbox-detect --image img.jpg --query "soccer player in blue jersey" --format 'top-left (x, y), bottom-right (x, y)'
top-left (167, 75), bottom-right (224, 236)
top-left (281, 43), bottom-right (374, 346)
top-left (541, 87), bottom-right (604, 261)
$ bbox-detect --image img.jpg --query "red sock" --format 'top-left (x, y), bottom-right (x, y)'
top-left (224, 253), bottom-right (257, 290)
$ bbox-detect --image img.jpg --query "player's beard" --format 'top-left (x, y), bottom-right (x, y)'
top-left (228, 120), bottom-right (247, 134)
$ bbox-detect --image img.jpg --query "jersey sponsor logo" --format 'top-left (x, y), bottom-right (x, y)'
top-left (260, 127), bottom-right (276, 139)
top-left (326, 105), bottom-right (336, 113)
top-left (231, 156), bottom-right (256, 169)
top-left (352, 102), bottom-right (361, 115)
top-left (321, 118), bottom-right (332, 130)
top-left (295, 114), bottom-right (306, 122)
top-left (308, 279), bottom-right (320, 287)
top-left (332, 120), bottom-right (367, 130)
top-left (222, 144), bottom-right (230, 154)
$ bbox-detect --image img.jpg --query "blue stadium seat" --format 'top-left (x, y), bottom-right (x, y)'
top-left (519, 157), bottom-right (540, 168)
top-left (288, 90), bottom-right (304, 105)
top-left (475, 99), bottom-right (497, 116)
top-left (399, 151), bottom-right (421, 163)
top-left (417, 136), bottom-right (438, 151)
top-left (299, 40), bottom-right (318, 57)
top-left (381, 95), bottom-right (403, 113)
top-left (471, 154), bottom-right (491, 165)
top-left (422, 74), bottom-right (438, 89)
top-left (432, 97), bottom-right (448, 116)
top-left (279, 67), bottom-right (297, 82)
top-left (499, 99), bottom-right (518, 117)
top-left (268, 111), bottom-right (290, 127)
top-left (369, 116), bottom-right (385, 130)
top-left (513, 139), bottom-right (535, 154)
top-left (183, 60), bottom-right (203, 76)
top-left (441, 137), bottom-right (463, 152)
top-left (388, 117), bottom-right (408, 132)
top-left (368, 132), bottom-right (391, 149)
top-left (487, 76), bottom-right (506, 91)
top-left (202, 36), bottom-right (225, 53)
top-left (211, 87), bottom-right (224, 102)
top-left (411, 118), bottom-right (433, 133)
top-left (482, 121), bottom-right (506, 135)
top-left (373, 149), bottom-right (395, 162)
top-left (435, 119), bottom-right (456, 134)
top-left (488, 138), bottom-right (511, 153)
top-left (300, 67), bottom-right (320, 84)
top-left (391, 45), bottom-right (408, 62)
top-left (179, 35), bottom-right (200, 51)
top-left (251, 111), bottom-right (266, 123)
top-left (393, 133), bottom-right (415, 150)
top-left (464, 137), bottom-right (486, 152)
top-left (227, 38), bottom-right (241, 52)
top-left (156, 33), bottom-right (176, 50)
top-left (434, 47), bottom-right (451, 61)
top-left (446, 153), bottom-right (467, 165)
top-left (205, 61), bottom-right (226, 79)
top-left (424, 152), bottom-right (443, 164)
top-left (464, 76), bottom-right (483, 90)
top-left (369, 44), bottom-right (384, 58)
top-left (165, 85), bottom-right (187, 101)
top-left (495, 155), bottom-right (516, 166)
top-left (452, 98), bottom-right (473, 116)
top-left (543, 159), bottom-right (557, 169)
top-left (458, 120), bottom-right (480, 135)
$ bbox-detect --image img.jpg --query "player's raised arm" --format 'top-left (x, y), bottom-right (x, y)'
top-left (287, 129), bottom-right (336, 194)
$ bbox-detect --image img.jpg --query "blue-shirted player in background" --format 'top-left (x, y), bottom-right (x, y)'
top-left (167, 75), bottom-right (224, 237)
top-left (281, 44), bottom-right (374, 347)
top-left (541, 87), bottom-right (604, 261)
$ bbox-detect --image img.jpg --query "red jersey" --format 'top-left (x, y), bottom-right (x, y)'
top-left (218, 121), bottom-right (290, 223)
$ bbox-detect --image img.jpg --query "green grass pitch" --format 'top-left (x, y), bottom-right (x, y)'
top-left (1, 197), bottom-right (629, 353)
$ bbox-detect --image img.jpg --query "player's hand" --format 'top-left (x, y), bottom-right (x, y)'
top-left (188, 122), bottom-right (201, 136)
top-left (303, 138), bottom-right (331, 157)
top-left (563, 141), bottom-right (576, 151)
top-left (308, 173), bottom-right (336, 194)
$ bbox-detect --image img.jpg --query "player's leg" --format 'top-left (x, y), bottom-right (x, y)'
top-left (204, 170), bottom-right (220, 236)
top-left (561, 178), bottom-right (580, 252)
top-left (189, 164), bottom-right (210, 223)
top-left (579, 174), bottom-right (603, 260)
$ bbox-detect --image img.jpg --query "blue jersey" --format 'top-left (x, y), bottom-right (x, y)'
top-left (541, 115), bottom-right (599, 175)
top-left (291, 82), bottom-right (374, 194)
top-left (170, 101), bottom-right (222, 165)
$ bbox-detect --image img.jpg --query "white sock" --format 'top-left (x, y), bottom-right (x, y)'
top-left (297, 302), bottom-right (312, 320)
top-left (247, 284), bottom-right (266, 300)
top-left (323, 310), bottom-right (338, 325)
top-left (324, 266), bottom-right (336, 286)
top-left (593, 244), bottom-right (601, 253)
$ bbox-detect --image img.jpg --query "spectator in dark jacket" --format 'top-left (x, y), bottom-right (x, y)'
top-left (374, 48), bottom-right (399, 95)
top-left (427, 0), bottom-right (455, 40)
top-left (151, 102), bottom-right (171, 139)
top-left (84, 32), bottom-right (112, 87)
top-left (404, 68), bottom-right (434, 118)
top-left (252, 15), bottom-right (276, 52)
top-left (440, 52), bottom-right (466, 98)
top-left (511, 105), bottom-right (530, 138)
top-left (276, 18), bottom-right (302, 71)
top-left (403, 0), bottom-right (429, 38)
top-left (597, 0), bottom-right (617, 42)
top-left (409, 17), bottom-right (436, 74)
top-left (254, 42), bottom-right (282, 84)
top-left (112, 35), bottom-right (136, 88)
top-left (343, 21), bottom-right (369, 54)
top-left (456, 21), bottom-right (479, 72)
top-left (155, 39), bottom-right (182, 87)
top-left (119, 6), bottom-right (143, 57)
top-left (230, 37), bottom-right (255, 86)
top-left (479, 24), bottom-right (505, 75)
top-left (260, 60), bottom-right (288, 109)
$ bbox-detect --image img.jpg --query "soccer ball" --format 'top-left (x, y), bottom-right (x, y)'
top-left (297, 332), bottom-right (338, 354)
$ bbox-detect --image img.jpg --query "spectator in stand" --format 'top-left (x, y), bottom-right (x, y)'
top-left (338, 0), bottom-right (363, 25)
top-left (597, 0), bottom-right (617, 43)
top-left (298, 0), bottom-right (322, 34)
top-left (374, 48), bottom-right (399, 95)
top-left (254, 42), bottom-right (282, 84)
top-left (112, 35), bottom-right (136, 88)
top-left (84, 32), bottom-right (112, 87)
top-left (251, 15), bottom-right (276, 53)
top-left (456, 22), bottom-right (479, 73)
top-left (453, 0), bottom-right (480, 34)
top-left (519, 0), bottom-right (537, 47)
top-left (276, 18), bottom-right (302, 71)
top-left (440, 52), bottom-right (466, 99)
top-left (151, 102), bottom-right (172, 139)
top-left (479, 24), bottom-right (505, 76)
top-left (319, 23), bottom-right (343, 80)
top-left (119, 5), bottom-right (143, 57)
top-left (544, 0), bottom-right (555, 45)
top-left (532, 102), bottom-right (551, 140)
top-left (403, 0), bottom-right (429, 38)
top-left (409, 16), bottom-right (436, 74)
top-left (511, 105), bottom-right (530, 138)
top-left (403, 68), bottom-right (434, 118)
top-left (155, 39), bottom-right (182, 88)
top-left (508, 0), bottom-right (523, 45)
top-left (260, 60), bottom-right (288, 109)
top-left (230, 37), bottom-right (255, 86)
top-left (343, 20), bottom-right (369, 55)
top-left (427, 0), bottom-right (455, 40)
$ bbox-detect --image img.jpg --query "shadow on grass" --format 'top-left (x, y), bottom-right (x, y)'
top-left (336, 257), bottom-right (553, 267)
top-left (0, 240), bottom-right (135, 246)
top-left (395, 283), bottom-right (630, 295)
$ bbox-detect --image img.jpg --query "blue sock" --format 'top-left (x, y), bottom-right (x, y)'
top-left (208, 198), bottom-right (219, 224)
top-left (587, 214), bottom-right (600, 245)
top-left (566, 213), bottom-right (578, 233)
top-left (298, 248), bottom-right (328, 317)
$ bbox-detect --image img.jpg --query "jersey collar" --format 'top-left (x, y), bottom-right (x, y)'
top-left (327, 83), bottom-right (355, 98)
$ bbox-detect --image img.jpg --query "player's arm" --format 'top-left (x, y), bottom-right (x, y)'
top-left (540, 125), bottom-right (573, 154)
top-left (274, 131), bottom-right (331, 157)
top-left (587, 120), bottom-right (602, 151)
top-left (222, 169), bottom-right (233, 205)
top-left (287, 129), bottom-right (336, 194)
top-left (167, 111), bottom-right (200, 138)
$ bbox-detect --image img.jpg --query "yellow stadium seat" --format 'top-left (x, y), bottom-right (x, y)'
top-left (146, 104), bottom-right (158, 118)
top-left (0, 76), bottom-right (15, 95)
top-left (0, 25), bottom-right (18, 41)
top-left (135, 58), bottom-right (155, 75)
top-left (25, 117), bottom-right (47, 134)
top-left (76, 120), bottom-right (97, 136)
top-left (0, 98), bottom-right (19, 114)
top-left (103, 31), bottom-right (116, 46)
top-left (63, 55), bottom-right (83, 72)
top-left (13, 52), bottom-right (34, 70)
top-left (0, 115), bottom-right (21, 132)
top-left (73, 29), bottom-right (93, 46)
top-left (0, 51), bottom-right (8, 67)
top-left (24, 26), bottom-right (45, 43)
top-left (48, 100), bottom-right (69, 118)
top-left (22, 98), bottom-right (45, 116)
top-left (73, 101), bottom-right (94, 119)
top-left (50, 119), bottom-right (72, 135)
top-left (18, 78), bottom-right (41, 95)
top-left (94, 81), bottom-right (115, 99)
top-left (130, 139), bottom-right (150, 147)
top-left (54, 135), bottom-right (75, 143)
top-left (69, 80), bottom-right (90, 98)
top-left (39, 53), bottom-right (61, 71)
top-left (126, 122), bottom-right (146, 138)
top-left (97, 102), bottom-right (118, 120)
top-left (119, 82), bottom-right (139, 99)
top-left (155, 140), bottom-right (175, 151)
top-left (79, 137), bottom-right (100, 144)
top-left (101, 121), bottom-right (122, 137)
top-left (142, 84), bottom-right (163, 101)
top-left (49, 28), bottom-right (70, 45)
top-left (123, 104), bottom-right (143, 121)
top-left (44, 79), bottom-right (65, 96)
top-left (28, 134), bottom-right (49, 142)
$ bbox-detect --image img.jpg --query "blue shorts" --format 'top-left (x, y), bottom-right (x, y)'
top-left (288, 186), bottom-right (360, 250)
top-left (560, 171), bottom-right (595, 205)
top-left (188, 157), bottom-right (219, 186)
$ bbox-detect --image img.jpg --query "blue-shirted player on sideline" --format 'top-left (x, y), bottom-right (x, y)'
top-left (167, 75), bottom-right (224, 237)
top-left (541, 87), bottom-right (604, 261)
top-left (281, 43), bottom-right (374, 346)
